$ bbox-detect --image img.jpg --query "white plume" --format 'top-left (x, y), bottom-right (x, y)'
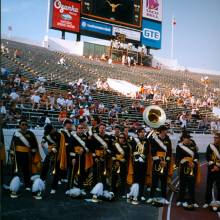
top-left (90, 182), bottom-right (103, 196)
top-left (103, 190), bottom-right (114, 200)
top-left (31, 175), bottom-right (40, 182)
top-left (127, 183), bottom-right (139, 198)
top-left (9, 176), bottom-right (21, 192)
top-left (32, 178), bottom-right (45, 192)
top-left (65, 187), bottom-right (81, 197)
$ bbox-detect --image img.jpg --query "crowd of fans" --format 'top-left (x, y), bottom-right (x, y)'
top-left (1, 41), bottom-right (220, 133)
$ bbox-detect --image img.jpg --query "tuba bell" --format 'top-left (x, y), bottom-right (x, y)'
top-left (143, 105), bottom-right (166, 128)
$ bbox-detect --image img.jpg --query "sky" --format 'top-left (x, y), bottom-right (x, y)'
top-left (1, 0), bottom-right (220, 72)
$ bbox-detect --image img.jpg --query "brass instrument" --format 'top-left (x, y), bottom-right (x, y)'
top-left (75, 146), bottom-right (82, 176)
top-left (77, 155), bottom-right (81, 176)
top-left (51, 145), bottom-right (57, 175)
top-left (143, 105), bottom-right (166, 129)
top-left (184, 164), bottom-right (194, 176)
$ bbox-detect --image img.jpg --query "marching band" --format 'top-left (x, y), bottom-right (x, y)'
top-left (2, 109), bottom-right (220, 212)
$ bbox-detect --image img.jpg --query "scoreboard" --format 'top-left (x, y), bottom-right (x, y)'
top-left (49, 0), bottom-right (163, 49)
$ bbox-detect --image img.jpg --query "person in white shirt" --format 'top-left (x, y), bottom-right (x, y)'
top-left (14, 74), bottom-right (21, 86)
top-left (10, 90), bottom-right (19, 102)
top-left (179, 112), bottom-right (187, 128)
top-left (65, 97), bottom-right (73, 111)
top-left (57, 95), bottom-right (66, 109)
top-left (31, 92), bottom-right (41, 110)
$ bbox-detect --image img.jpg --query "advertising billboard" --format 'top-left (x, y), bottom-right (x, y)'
top-left (80, 18), bottom-right (112, 36)
top-left (141, 19), bottom-right (162, 49)
top-left (81, 0), bottom-right (142, 29)
top-left (50, 0), bottom-right (81, 33)
top-left (112, 26), bottom-right (141, 41)
top-left (142, 0), bottom-right (162, 22)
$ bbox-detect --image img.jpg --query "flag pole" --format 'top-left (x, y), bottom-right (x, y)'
top-left (171, 15), bottom-right (174, 60)
top-left (46, 0), bottom-right (50, 36)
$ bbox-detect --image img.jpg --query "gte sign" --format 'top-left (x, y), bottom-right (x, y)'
top-left (143, 28), bottom-right (160, 40)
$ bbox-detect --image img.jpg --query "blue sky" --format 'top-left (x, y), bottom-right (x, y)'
top-left (1, 0), bottom-right (220, 71)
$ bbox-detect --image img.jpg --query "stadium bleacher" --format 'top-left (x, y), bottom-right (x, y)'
top-left (1, 39), bottom-right (220, 133)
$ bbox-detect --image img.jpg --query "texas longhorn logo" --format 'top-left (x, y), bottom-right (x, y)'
top-left (147, 0), bottom-right (159, 11)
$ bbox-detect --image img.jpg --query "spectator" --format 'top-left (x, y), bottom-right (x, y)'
top-left (38, 111), bottom-right (51, 127)
top-left (9, 89), bottom-right (19, 102)
top-left (31, 92), bottom-right (41, 110)
top-left (58, 107), bottom-right (68, 123)
top-left (179, 112), bottom-right (187, 128)
top-left (210, 120), bottom-right (217, 133)
top-left (57, 94), bottom-right (66, 109)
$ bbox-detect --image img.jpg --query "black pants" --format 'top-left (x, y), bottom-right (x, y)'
top-left (40, 154), bottom-right (62, 190)
top-left (133, 162), bottom-right (147, 198)
top-left (15, 152), bottom-right (31, 188)
top-left (150, 169), bottom-right (168, 199)
top-left (93, 157), bottom-right (107, 190)
top-left (205, 170), bottom-right (220, 204)
top-left (111, 161), bottom-right (127, 196)
top-left (178, 173), bottom-right (195, 204)
top-left (67, 154), bottom-right (86, 189)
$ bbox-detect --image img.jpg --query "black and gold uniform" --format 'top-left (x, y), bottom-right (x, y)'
top-left (40, 124), bottom-right (67, 192)
top-left (128, 128), bottom-right (149, 200)
top-left (204, 133), bottom-right (220, 205)
top-left (68, 125), bottom-right (89, 189)
top-left (88, 123), bottom-right (112, 190)
top-left (149, 126), bottom-right (172, 201)
top-left (10, 119), bottom-right (40, 188)
top-left (0, 127), bottom-right (6, 184)
top-left (60, 119), bottom-right (73, 181)
top-left (176, 133), bottom-right (199, 206)
top-left (111, 133), bottom-right (130, 196)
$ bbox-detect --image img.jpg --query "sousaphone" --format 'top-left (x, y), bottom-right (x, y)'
top-left (143, 105), bottom-right (178, 193)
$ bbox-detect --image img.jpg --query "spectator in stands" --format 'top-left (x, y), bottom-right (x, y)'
top-left (36, 84), bottom-right (46, 94)
top-left (83, 105), bottom-right (90, 122)
top-left (57, 94), bottom-right (66, 110)
top-left (8, 102), bottom-right (21, 122)
top-left (58, 107), bottom-right (68, 123)
top-left (179, 112), bottom-right (188, 128)
top-left (1, 67), bottom-right (10, 78)
top-left (47, 92), bottom-right (56, 110)
top-left (38, 111), bottom-right (51, 127)
top-left (31, 92), bottom-right (41, 111)
top-left (9, 89), bottom-right (19, 103)
top-left (0, 101), bottom-right (6, 117)
top-left (65, 93), bottom-right (74, 111)
top-left (98, 102), bottom-right (105, 114)
top-left (14, 74), bottom-right (21, 86)
top-left (14, 49), bottom-right (21, 59)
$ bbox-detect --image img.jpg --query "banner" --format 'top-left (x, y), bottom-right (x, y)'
top-left (141, 19), bottom-right (162, 49)
top-left (142, 0), bottom-right (163, 22)
top-left (112, 26), bottom-right (141, 41)
top-left (80, 18), bottom-right (112, 36)
top-left (50, 0), bottom-right (80, 32)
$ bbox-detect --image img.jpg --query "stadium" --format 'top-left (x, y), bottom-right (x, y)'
top-left (1, 1), bottom-right (220, 220)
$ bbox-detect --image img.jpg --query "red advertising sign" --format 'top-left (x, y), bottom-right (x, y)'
top-left (51, 0), bottom-right (80, 32)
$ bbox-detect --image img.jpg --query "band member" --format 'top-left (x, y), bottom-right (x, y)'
top-left (40, 124), bottom-right (67, 194)
top-left (88, 115), bottom-right (100, 136)
top-left (111, 132), bottom-right (130, 197)
top-left (111, 125), bottom-right (120, 142)
top-left (88, 123), bottom-right (114, 201)
top-left (67, 124), bottom-right (89, 195)
top-left (176, 133), bottom-right (200, 209)
top-left (60, 119), bottom-right (73, 182)
top-left (203, 132), bottom-right (220, 211)
top-left (147, 125), bottom-right (172, 205)
top-left (127, 127), bottom-right (149, 204)
top-left (124, 125), bottom-right (133, 145)
top-left (9, 119), bottom-right (41, 198)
